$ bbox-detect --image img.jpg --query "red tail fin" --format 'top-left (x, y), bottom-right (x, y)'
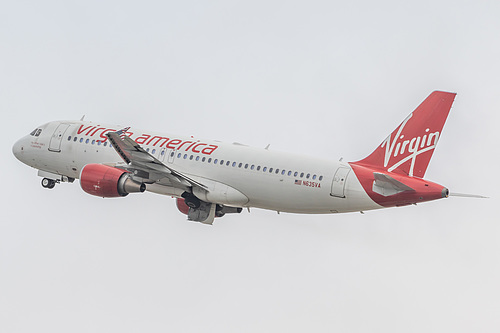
top-left (354, 91), bottom-right (456, 178)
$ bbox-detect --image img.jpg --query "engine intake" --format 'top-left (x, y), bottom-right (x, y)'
top-left (80, 164), bottom-right (145, 198)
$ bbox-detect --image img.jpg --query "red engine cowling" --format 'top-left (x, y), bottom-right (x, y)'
top-left (80, 164), bottom-right (146, 198)
top-left (176, 198), bottom-right (190, 215)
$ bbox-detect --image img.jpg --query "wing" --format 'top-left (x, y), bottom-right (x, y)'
top-left (106, 129), bottom-right (208, 193)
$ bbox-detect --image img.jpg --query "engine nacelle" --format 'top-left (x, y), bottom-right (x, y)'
top-left (80, 164), bottom-right (146, 198)
top-left (176, 198), bottom-right (190, 215)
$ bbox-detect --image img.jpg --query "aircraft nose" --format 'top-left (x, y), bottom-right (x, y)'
top-left (12, 138), bottom-right (25, 161)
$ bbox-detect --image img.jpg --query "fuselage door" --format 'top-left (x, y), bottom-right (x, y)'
top-left (330, 167), bottom-right (351, 198)
top-left (48, 123), bottom-right (70, 152)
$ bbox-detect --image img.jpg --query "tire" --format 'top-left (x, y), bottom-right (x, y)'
top-left (41, 178), bottom-right (56, 189)
top-left (41, 178), bottom-right (50, 188)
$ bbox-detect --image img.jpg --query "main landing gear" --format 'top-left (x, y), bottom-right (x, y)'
top-left (179, 191), bottom-right (243, 224)
top-left (181, 192), bottom-right (201, 209)
top-left (41, 178), bottom-right (57, 189)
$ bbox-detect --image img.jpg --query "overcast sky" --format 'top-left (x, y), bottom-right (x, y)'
top-left (1, 1), bottom-right (499, 332)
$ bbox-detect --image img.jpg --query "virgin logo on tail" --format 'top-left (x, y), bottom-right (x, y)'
top-left (381, 113), bottom-right (440, 177)
top-left (349, 91), bottom-right (455, 178)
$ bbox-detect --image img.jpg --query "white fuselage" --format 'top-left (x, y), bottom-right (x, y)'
top-left (13, 120), bottom-right (381, 214)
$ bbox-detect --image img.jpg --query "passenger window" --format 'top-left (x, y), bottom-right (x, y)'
top-left (276, 169), bottom-right (280, 174)
top-left (263, 167), bottom-right (267, 172)
top-left (208, 158), bottom-right (212, 163)
top-left (189, 155), bottom-right (193, 160)
top-left (300, 172), bottom-right (304, 178)
top-left (196, 156), bottom-right (200, 161)
top-left (245, 164), bottom-right (248, 169)
top-left (319, 176), bottom-right (323, 181)
top-left (312, 175), bottom-right (317, 180)
top-left (161, 150), bottom-right (165, 156)
top-left (257, 166), bottom-right (261, 171)
top-left (103, 142), bottom-right (107, 147)
top-left (294, 171), bottom-right (298, 177)
top-left (226, 161), bottom-right (230, 166)
top-left (73, 137), bottom-right (78, 142)
top-left (269, 168), bottom-right (273, 173)
top-left (238, 163), bottom-right (242, 168)
top-left (184, 154), bottom-right (187, 159)
top-left (251, 165), bottom-right (255, 170)
top-left (306, 173), bottom-right (310, 179)
top-left (178, 153), bottom-right (182, 158)
top-left (85, 139), bottom-right (89, 144)
top-left (202, 157), bottom-right (206, 162)
top-left (214, 159), bottom-right (218, 164)
top-left (67, 136), bottom-right (71, 141)
top-left (146, 148), bottom-right (149, 152)
top-left (232, 162), bottom-right (236, 167)
top-left (97, 141), bottom-right (101, 146)
top-left (152, 149), bottom-right (156, 154)
top-left (288, 171), bottom-right (292, 176)
top-left (80, 138), bottom-right (83, 143)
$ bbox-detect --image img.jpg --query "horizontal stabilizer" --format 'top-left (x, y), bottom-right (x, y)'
top-left (449, 192), bottom-right (488, 199)
top-left (372, 172), bottom-right (415, 197)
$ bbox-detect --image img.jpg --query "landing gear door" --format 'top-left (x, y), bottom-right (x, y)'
top-left (330, 167), bottom-right (351, 198)
top-left (49, 123), bottom-right (70, 152)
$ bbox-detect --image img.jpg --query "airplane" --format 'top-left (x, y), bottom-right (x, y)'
top-left (12, 91), bottom-right (476, 224)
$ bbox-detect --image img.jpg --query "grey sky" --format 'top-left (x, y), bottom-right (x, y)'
top-left (1, 1), bottom-right (498, 332)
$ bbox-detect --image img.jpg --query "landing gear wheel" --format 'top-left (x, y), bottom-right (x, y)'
top-left (215, 204), bottom-right (225, 218)
top-left (41, 178), bottom-right (56, 189)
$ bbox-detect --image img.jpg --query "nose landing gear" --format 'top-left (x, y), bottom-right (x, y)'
top-left (41, 178), bottom-right (57, 189)
top-left (38, 170), bottom-right (74, 190)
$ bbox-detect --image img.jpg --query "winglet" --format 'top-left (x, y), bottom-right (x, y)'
top-left (115, 127), bottom-right (131, 139)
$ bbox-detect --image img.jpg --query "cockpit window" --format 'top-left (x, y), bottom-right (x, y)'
top-left (30, 128), bottom-right (42, 137)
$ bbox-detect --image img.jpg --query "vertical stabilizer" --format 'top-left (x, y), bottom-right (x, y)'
top-left (353, 91), bottom-right (456, 178)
